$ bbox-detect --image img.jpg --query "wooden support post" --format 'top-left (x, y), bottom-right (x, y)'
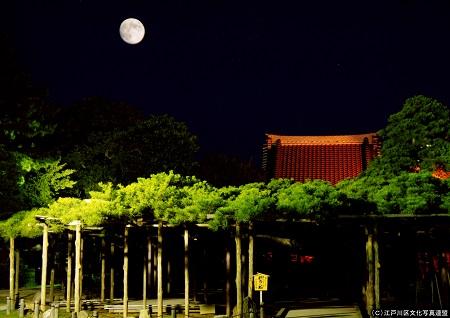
top-left (66, 232), bottom-right (73, 312)
top-left (248, 222), bottom-right (254, 299)
top-left (143, 235), bottom-right (148, 309)
top-left (7, 297), bottom-right (11, 314)
top-left (41, 224), bottom-right (49, 311)
top-left (203, 246), bottom-right (208, 304)
top-left (74, 222), bottom-right (82, 313)
top-left (80, 237), bottom-right (84, 300)
top-left (110, 241), bottom-right (115, 302)
top-left (15, 250), bottom-right (20, 301)
top-left (49, 267), bottom-right (55, 303)
top-left (49, 238), bottom-right (55, 304)
top-left (226, 245), bottom-right (231, 317)
top-left (365, 226), bottom-right (374, 314)
top-left (167, 259), bottom-right (171, 296)
top-left (147, 234), bottom-right (152, 293)
top-left (9, 237), bottom-right (15, 305)
top-left (184, 226), bottom-right (189, 318)
top-left (374, 225), bottom-right (380, 309)
top-left (123, 226), bottom-right (129, 318)
top-left (157, 221), bottom-right (163, 318)
top-left (101, 237), bottom-right (106, 303)
top-left (235, 223), bottom-right (242, 318)
top-left (19, 298), bottom-right (24, 318)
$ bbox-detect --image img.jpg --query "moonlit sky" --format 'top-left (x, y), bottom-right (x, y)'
top-left (2, 1), bottom-right (450, 161)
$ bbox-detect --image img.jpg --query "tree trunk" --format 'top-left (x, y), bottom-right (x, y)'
top-left (15, 250), bottom-right (20, 300)
top-left (110, 241), bottom-right (115, 302)
top-left (101, 237), bottom-right (106, 303)
top-left (157, 221), bottom-right (163, 318)
top-left (41, 224), bottom-right (49, 311)
top-left (235, 223), bottom-right (242, 318)
top-left (74, 223), bottom-right (82, 313)
top-left (66, 232), bottom-right (73, 312)
top-left (248, 222), bottom-right (254, 299)
top-left (226, 245), bottom-right (231, 317)
top-left (184, 227), bottom-right (189, 318)
top-left (9, 237), bottom-right (15, 305)
top-left (365, 226), bottom-right (374, 314)
top-left (123, 226), bottom-right (129, 318)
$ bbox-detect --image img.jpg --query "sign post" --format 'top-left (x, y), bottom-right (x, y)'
top-left (253, 273), bottom-right (269, 318)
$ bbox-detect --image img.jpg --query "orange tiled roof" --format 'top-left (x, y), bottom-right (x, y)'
top-left (263, 133), bottom-right (380, 184)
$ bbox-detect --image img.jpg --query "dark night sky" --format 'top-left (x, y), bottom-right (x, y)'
top-left (2, 1), bottom-right (450, 161)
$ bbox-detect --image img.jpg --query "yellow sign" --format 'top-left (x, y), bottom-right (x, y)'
top-left (254, 273), bottom-right (269, 291)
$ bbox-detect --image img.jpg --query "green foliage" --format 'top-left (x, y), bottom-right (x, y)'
top-left (172, 180), bottom-right (224, 224)
top-left (277, 180), bottom-right (345, 218)
top-left (0, 150), bottom-right (76, 218)
top-left (337, 171), bottom-right (448, 215)
top-left (367, 95), bottom-right (450, 176)
top-left (64, 115), bottom-right (199, 196)
top-left (15, 153), bottom-right (76, 208)
top-left (0, 209), bottom-right (42, 239)
top-left (44, 197), bottom-right (108, 228)
top-left (210, 183), bottom-right (276, 229)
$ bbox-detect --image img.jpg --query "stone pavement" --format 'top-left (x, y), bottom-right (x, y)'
top-left (285, 305), bottom-right (362, 318)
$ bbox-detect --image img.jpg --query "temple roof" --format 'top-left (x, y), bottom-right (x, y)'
top-left (263, 133), bottom-right (380, 184)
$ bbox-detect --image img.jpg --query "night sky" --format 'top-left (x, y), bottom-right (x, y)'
top-left (3, 1), bottom-right (450, 161)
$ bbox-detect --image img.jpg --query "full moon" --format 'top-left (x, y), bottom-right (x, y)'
top-left (119, 18), bottom-right (145, 45)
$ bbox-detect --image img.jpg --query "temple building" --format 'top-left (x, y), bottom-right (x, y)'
top-left (263, 133), bottom-right (381, 184)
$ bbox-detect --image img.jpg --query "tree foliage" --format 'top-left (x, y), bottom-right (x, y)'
top-left (367, 95), bottom-right (450, 176)
top-left (63, 115), bottom-right (199, 196)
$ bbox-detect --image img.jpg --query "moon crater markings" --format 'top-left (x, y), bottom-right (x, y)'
top-left (119, 18), bottom-right (145, 45)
